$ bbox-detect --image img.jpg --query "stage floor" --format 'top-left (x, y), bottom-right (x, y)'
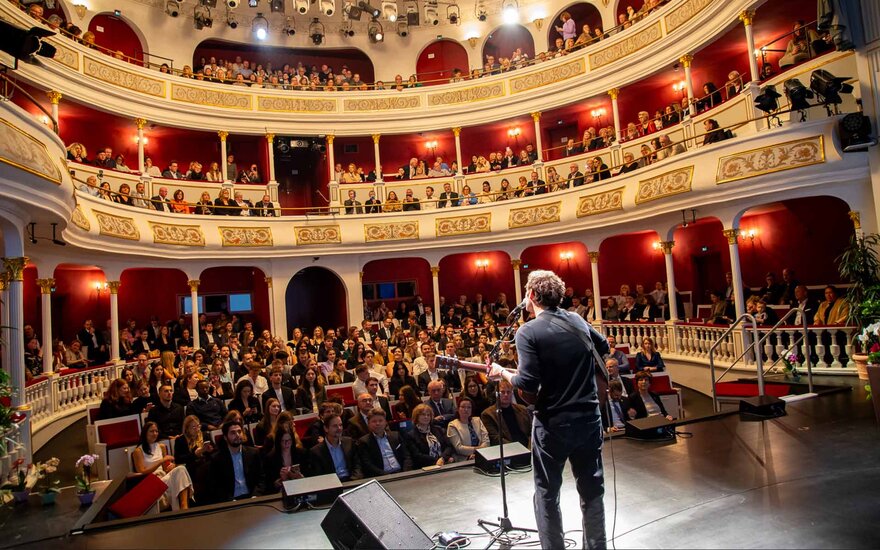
top-left (17, 382), bottom-right (880, 549)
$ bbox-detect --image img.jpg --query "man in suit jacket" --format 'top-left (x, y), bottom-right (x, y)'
top-left (343, 190), bottom-right (364, 214)
top-left (529, 170), bottom-right (548, 195)
top-left (437, 182), bottom-right (460, 208)
top-left (151, 186), bottom-right (172, 212)
top-left (417, 360), bottom-right (458, 396)
top-left (200, 322), bottom-right (219, 348)
top-left (481, 380), bottom-right (532, 447)
top-left (563, 139), bottom-right (583, 157)
top-left (377, 318), bottom-right (394, 341)
top-left (308, 414), bottom-right (358, 481)
top-left (364, 190), bottom-right (382, 214)
top-left (209, 421), bottom-right (264, 503)
top-left (424, 380), bottom-right (455, 428)
top-left (401, 158), bottom-right (419, 180)
top-left (354, 409), bottom-right (412, 478)
top-left (253, 194), bottom-right (278, 217)
top-left (263, 367), bottom-right (297, 412)
top-left (793, 285), bottom-right (818, 326)
top-left (565, 163), bottom-right (584, 187)
top-left (345, 392), bottom-right (374, 440)
top-left (76, 319), bottom-right (107, 363)
top-left (161, 161), bottom-right (184, 179)
top-left (402, 189), bottom-right (421, 211)
top-left (367, 379), bottom-right (393, 419)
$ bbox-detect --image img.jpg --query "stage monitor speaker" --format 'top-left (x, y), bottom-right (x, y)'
top-left (474, 441), bottom-right (531, 472)
top-left (320, 479), bottom-right (433, 550)
top-left (738, 395), bottom-right (786, 418)
top-left (625, 416), bottom-right (674, 440)
top-left (282, 473), bottom-right (343, 508)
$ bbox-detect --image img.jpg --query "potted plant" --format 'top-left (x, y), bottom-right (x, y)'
top-left (837, 232), bottom-right (880, 379)
top-left (1, 459), bottom-right (31, 504)
top-left (35, 457), bottom-right (60, 505)
top-left (74, 454), bottom-right (99, 506)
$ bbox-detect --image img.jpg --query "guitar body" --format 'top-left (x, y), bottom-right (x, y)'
top-left (436, 355), bottom-right (537, 405)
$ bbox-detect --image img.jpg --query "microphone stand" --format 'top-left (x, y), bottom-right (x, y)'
top-left (476, 305), bottom-right (537, 549)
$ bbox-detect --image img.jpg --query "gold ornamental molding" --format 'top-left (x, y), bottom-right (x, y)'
top-left (430, 266), bottom-right (440, 276)
top-left (849, 211), bottom-right (861, 230)
top-left (635, 166), bottom-right (694, 204)
top-left (150, 222), bottom-right (206, 247)
top-left (589, 21), bottom-right (663, 70)
top-left (94, 210), bottom-right (140, 240)
top-left (722, 228), bottom-right (739, 245)
top-left (71, 205), bottom-right (91, 231)
top-left (172, 83), bottom-right (252, 110)
top-left (588, 251), bottom-right (600, 263)
top-left (436, 213), bottom-right (491, 237)
top-left (576, 187), bottom-right (624, 217)
top-left (83, 56), bottom-right (165, 97)
top-left (343, 96), bottom-right (422, 111)
top-left (0, 118), bottom-right (63, 184)
top-left (659, 241), bottom-right (675, 254)
top-left (294, 225), bottom-right (341, 245)
top-left (48, 39), bottom-right (79, 70)
top-left (508, 202), bottom-right (561, 229)
top-left (219, 227), bottom-right (274, 247)
top-left (36, 278), bottom-right (56, 294)
top-left (364, 221), bottom-right (420, 243)
top-left (107, 281), bottom-right (121, 294)
top-left (257, 96), bottom-right (337, 113)
top-left (715, 135), bottom-right (825, 184)
top-left (2, 257), bottom-right (29, 281)
top-left (510, 58), bottom-right (586, 94)
top-left (427, 82), bottom-right (504, 106)
top-left (188, 279), bottom-right (201, 291)
top-left (665, 0), bottom-right (714, 34)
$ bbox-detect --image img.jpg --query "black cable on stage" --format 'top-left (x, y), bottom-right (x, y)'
top-left (604, 390), bottom-right (619, 550)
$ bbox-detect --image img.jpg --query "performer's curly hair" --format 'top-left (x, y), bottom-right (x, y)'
top-left (525, 270), bottom-right (565, 308)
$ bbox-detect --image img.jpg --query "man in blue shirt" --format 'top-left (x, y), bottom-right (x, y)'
top-left (308, 414), bottom-right (358, 481)
top-left (355, 409), bottom-right (412, 478)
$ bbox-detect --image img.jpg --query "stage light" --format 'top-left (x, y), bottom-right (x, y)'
top-left (165, 0), bottom-right (180, 17)
top-left (252, 12), bottom-right (269, 40)
top-left (0, 21), bottom-right (57, 64)
top-left (320, 0), bottom-right (335, 16)
top-left (424, 0), bottom-right (439, 25)
top-left (368, 19), bottom-right (384, 42)
top-left (840, 113), bottom-right (877, 152)
top-left (282, 16), bottom-right (295, 35)
top-left (502, 0), bottom-right (519, 25)
top-left (382, 1), bottom-right (397, 22)
top-left (477, 10), bottom-right (487, 22)
top-left (269, 0), bottom-right (284, 13)
top-left (754, 84), bottom-right (781, 114)
top-left (310, 18), bottom-right (325, 44)
top-left (359, 1), bottom-right (380, 18)
top-left (810, 69), bottom-right (853, 105)
top-left (248, 0), bottom-right (258, 7)
top-left (783, 78), bottom-right (813, 111)
top-left (193, 5), bottom-right (213, 29)
top-left (447, 3), bottom-right (460, 24)
top-left (294, 0), bottom-right (308, 14)
top-left (404, 0), bottom-right (419, 25)
top-left (226, 0), bottom-right (239, 8)
top-left (344, 1), bottom-right (362, 20)
top-left (340, 20), bottom-right (355, 37)
top-left (396, 20), bottom-right (408, 36)
top-left (226, 10), bottom-right (239, 28)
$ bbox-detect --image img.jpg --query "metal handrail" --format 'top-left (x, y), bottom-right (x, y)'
top-left (708, 313), bottom-right (761, 412)
top-left (753, 307), bottom-right (814, 395)
top-left (0, 72), bottom-right (58, 134)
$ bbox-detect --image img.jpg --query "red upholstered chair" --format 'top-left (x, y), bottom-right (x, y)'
top-left (94, 414), bottom-right (143, 480)
top-left (85, 403), bottom-right (102, 454)
top-left (325, 383), bottom-right (356, 406)
top-left (293, 413), bottom-right (318, 442)
top-left (649, 373), bottom-right (683, 419)
top-left (108, 474), bottom-right (167, 519)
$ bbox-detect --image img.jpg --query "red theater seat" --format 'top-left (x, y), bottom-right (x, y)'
top-left (325, 383), bottom-right (356, 406)
top-left (108, 474), bottom-right (168, 518)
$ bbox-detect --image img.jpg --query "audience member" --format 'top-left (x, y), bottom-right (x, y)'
top-left (354, 408), bottom-right (412, 477)
top-left (208, 420), bottom-right (264, 502)
top-left (481, 380), bottom-right (532, 447)
top-left (446, 397), bottom-right (490, 461)
top-left (132, 421), bottom-right (193, 510)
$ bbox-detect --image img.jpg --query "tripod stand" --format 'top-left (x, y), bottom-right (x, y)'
top-left (476, 309), bottom-right (537, 549)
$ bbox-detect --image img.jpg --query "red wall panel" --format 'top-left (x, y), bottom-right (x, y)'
top-left (416, 40), bottom-right (471, 83)
top-left (88, 13), bottom-right (144, 62)
top-left (598, 231), bottom-right (666, 296)
top-left (438, 251), bottom-right (515, 308)
top-left (520, 241), bottom-right (592, 295)
top-left (51, 267), bottom-right (110, 344)
top-left (362, 258), bottom-right (432, 311)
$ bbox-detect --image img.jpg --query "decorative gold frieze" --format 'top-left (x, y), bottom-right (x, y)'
top-left (0, 118), bottom-right (63, 184)
top-left (172, 84), bottom-right (252, 109)
top-left (94, 210), bottom-right (140, 240)
top-left (294, 225), bottom-right (341, 245)
top-left (71, 205), bottom-right (91, 231)
top-left (635, 166), bottom-right (694, 204)
top-left (257, 96), bottom-right (336, 113)
top-left (150, 222), bottom-right (206, 246)
top-left (83, 56), bottom-right (165, 97)
top-left (576, 187), bottom-right (624, 217)
top-left (508, 202), bottom-right (561, 229)
top-left (343, 96), bottom-right (421, 111)
top-left (188, 279), bottom-right (201, 291)
top-left (49, 40), bottom-right (79, 70)
top-left (665, 0), bottom-right (714, 33)
top-left (510, 58), bottom-right (586, 94)
top-left (427, 83), bottom-right (504, 106)
top-left (219, 227), bottom-right (274, 246)
top-left (36, 278), bottom-right (56, 294)
top-left (589, 22), bottom-right (663, 70)
top-left (436, 214), bottom-right (491, 237)
top-left (364, 221), bottom-right (419, 242)
top-left (715, 136), bottom-right (825, 184)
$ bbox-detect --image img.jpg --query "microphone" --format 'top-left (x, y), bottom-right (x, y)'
top-left (509, 298), bottom-right (529, 318)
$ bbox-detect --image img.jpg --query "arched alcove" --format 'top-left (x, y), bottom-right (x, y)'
top-left (481, 24), bottom-right (535, 65)
top-left (199, 266), bottom-right (271, 332)
top-left (416, 39), bottom-right (470, 84)
top-left (88, 12), bottom-right (146, 61)
top-left (547, 2), bottom-right (603, 46)
top-left (285, 267), bottom-right (347, 335)
top-left (362, 257), bottom-right (432, 315)
top-left (118, 268), bottom-right (189, 327)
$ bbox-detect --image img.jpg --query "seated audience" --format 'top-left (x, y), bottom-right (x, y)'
top-left (308, 413), bottom-right (358, 481)
top-left (393, 385), bottom-right (422, 421)
top-left (446, 397), bottom-right (490, 461)
top-left (229, 379), bottom-right (263, 424)
top-left (405, 404), bottom-right (456, 467)
top-left (146, 383), bottom-right (186, 438)
top-left (97, 378), bottom-right (137, 420)
top-left (187, 380), bottom-right (228, 431)
top-left (132, 421), bottom-right (193, 510)
top-left (354, 408), bottom-right (413, 477)
top-left (295, 366), bottom-right (326, 413)
top-left (626, 371), bottom-right (673, 421)
top-left (174, 415), bottom-right (215, 491)
top-left (261, 422), bottom-right (307, 493)
top-left (208, 420), bottom-right (265, 502)
top-left (481, 380), bottom-right (532, 447)
top-left (346, 392), bottom-right (375, 440)
top-left (635, 337), bottom-right (665, 372)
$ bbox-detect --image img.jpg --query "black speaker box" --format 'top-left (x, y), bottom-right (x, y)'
top-left (738, 395), bottom-right (786, 418)
top-left (282, 473), bottom-right (343, 508)
top-left (625, 416), bottom-right (675, 440)
top-left (320, 480), bottom-right (434, 550)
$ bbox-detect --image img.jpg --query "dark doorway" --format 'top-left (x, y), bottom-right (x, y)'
top-left (273, 137), bottom-right (327, 211)
top-left (285, 267), bottom-right (347, 334)
top-left (692, 252), bottom-right (724, 308)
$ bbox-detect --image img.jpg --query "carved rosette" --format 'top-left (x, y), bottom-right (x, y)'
top-left (0, 119), bottom-right (63, 184)
top-left (48, 39), bottom-right (79, 70)
top-left (343, 96), bottom-right (421, 111)
top-left (150, 223), bottom-right (206, 246)
top-left (94, 210), bottom-right (140, 240)
top-left (589, 22), bottom-right (663, 70)
top-left (510, 59), bottom-right (586, 94)
top-left (508, 202), bottom-right (561, 229)
top-left (257, 96), bottom-right (337, 113)
top-left (715, 136), bottom-right (825, 184)
top-left (294, 225), bottom-right (341, 245)
top-left (71, 205), bottom-right (91, 231)
top-left (219, 227), bottom-right (274, 247)
top-left (665, 0), bottom-right (714, 33)
top-left (436, 214), bottom-right (491, 237)
top-left (428, 83), bottom-right (504, 106)
top-left (83, 56), bottom-right (165, 97)
top-left (576, 188), bottom-right (624, 217)
top-left (364, 221), bottom-right (419, 242)
top-left (171, 84), bottom-right (252, 110)
top-left (636, 166), bottom-right (694, 204)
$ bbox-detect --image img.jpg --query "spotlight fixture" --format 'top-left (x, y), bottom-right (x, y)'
top-left (839, 109), bottom-right (876, 152)
top-left (359, 1), bottom-right (380, 18)
top-left (368, 18), bottom-right (384, 42)
top-left (343, 1), bottom-right (362, 20)
top-left (475, 0), bottom-right (487, 21)
top-left (165, 0), bottom-right (181, 17)
top-left (810, 69), bottom-right (853, 106)
top-left (340, 20), bottom-right (355, 36)
top-left (0, 20), bottom-right (56, 65)
top-left (252, 12), bottom-right (269, 40)
top-left (269, 0), bottom-right (284, 13)
top-left (226, 9), bottom-right (239, 28)
top-left (754, 84), bottom-right (781, 114)
top-left (783, 78), bottom-right (813, 112)
top-left (424, 0), bottom-right (439, 25)
top-left (226, 0), bottom-right (239, 7)
top-left (447, 3), bottom-right (460, 25)
top-left (248, 0), bottom-right (258, 7)
top-left (200, 0), bottom-right (217, 7)
top-left (320, 0), bottom-right (335, 16)
top-left (381, 0), bottom-right (397, 22)
top-left (282, 16), bottom-right (296, 35)
top-left (477, 9), bottom-right (487, 22)
top-left (404, 0), bottom-right (419, 25)
top-left (501, 0), bottom-right (519, 25)
top-left (396, 19), bottom-right (408, 37)
top-left (193, 5), bottom-right (213, 29)
top-left (309, 17), bottom-right (325, 45)
top-left (295, 0), bottom-right (309, 14)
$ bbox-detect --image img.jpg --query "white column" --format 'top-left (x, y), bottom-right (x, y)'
top-left (107, 281), bottom-right (121, 363)
top-left (1, 277), bottom-right (10, 380)
top-left (327, 135), bottom-right (337, 183)
top-left (189, 279), bottom-right (201, 350)
top-left (589, 252), bottom-right (603, 323)
top-left (372, 134), bottom-right (383, 183)
top-left (218, 131), bottom-right (230, 182)
top-left (530, 113), bottom-right (543, 161)
top-left (608, 89), bottom-right (622, 142)
top-left (512, 259), bottom-right (523, 306)
top-left (135, 118), bottom-right (147, 173)
top-left (660, 242), bottom-right (679, 321)
top-left (723, 229), bottom-right (746, 317)
top-left (431, 266), bottom-right (441, 327)
top-left (36, 278), bottom-right (55, 375)
top-left (46, 91), bottom-right (61, 133)
top-left (266, 133), bottom-right (277, 184)
top-left (452, 127), bottom-right (463, 174)
top-left (740, 10), bottom-right (759, 83)
top-left (681, 55), bottom-right (695, 116)
top-left (269, 275), bottom-right (288, 341)
top-left (265, 277), bottom-right (276, 336)
top-left (3, 257), bottom-right (28, 408)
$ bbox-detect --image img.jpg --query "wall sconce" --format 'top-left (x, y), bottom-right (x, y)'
top-left (672, 81), bottom-right (686, 97)
top-left (532, 17), bottom-right (544, 30)
top-left (590, 108), bottom-right (606, 125)
top-left (74, 3), bottom-right (88, 18)
top-left (475, 258), bottom-right (490, 270)
top-left (652, 241), bottom-right (661, 251)
top-left (739, 228), bottom-right (757, 242)
top-left (507, 127), bottom-right (521, 138)
top-left (39, 114), bottom-right (50, 125)
top-left (94, 281), bottom-right (109, 295)
top-left (559, 251), bottom-right (574, 261)
top-left (425, 139), bottom-right (438, 155)
top-left (464, 32), bottom-right (480, 48)
top-left (134, 136), bottom-right (149, 145)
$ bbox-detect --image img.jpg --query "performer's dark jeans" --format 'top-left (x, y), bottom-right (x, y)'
top-left (531, 412), bottom-right (606, 549)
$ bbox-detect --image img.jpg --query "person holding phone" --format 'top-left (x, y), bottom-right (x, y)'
top-left (262, 423), bottom-right (306, 493)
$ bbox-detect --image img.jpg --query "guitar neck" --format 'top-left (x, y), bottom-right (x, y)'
top-left (435, 355), bottom-right (516, 375)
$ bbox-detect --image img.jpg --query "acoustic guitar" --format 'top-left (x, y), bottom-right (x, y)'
top-left (435, 355), bottom-right (537, 405)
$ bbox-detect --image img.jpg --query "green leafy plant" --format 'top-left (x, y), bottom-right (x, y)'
top-left (837, 233), bottom-right (880, 335)
top-left (0, 369), bottom-right (14, 433)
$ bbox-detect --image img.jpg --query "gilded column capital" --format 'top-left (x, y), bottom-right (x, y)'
top-left (607, 88), bottom-right (619, 100)
top-left (452, 127), bottom-right (461, 137)
top-left (530, 112), bottom-right (542, 122)
top-left (217, 130), bottom-right (229, 141)
top-left (588, 251), bottom-right (600, 263)
top-left (659, 241), bottom-right (675, 254)
top-left (2, 257), bottom-right (29, 281)
top-left (679, 54), bottom-right (694, 68)
top-left (326, 134), bottom-right (335, 145)
top-left (0, 273), bottom-right (7, 292)
top-left (46, 90), bottom-right (62, 104)
top-left (264, 276), bottom-right (273, 287)
top-left (430, 266), bottom-right (440, 277)
top-left (265, 133), bottom-right (275, 142)
top-left (738, 9), bottom-right (755, 26)
top-left (188, 279), bottom-right (201, 291)
top-left (722, 228), bottom-right (740, 245)
top-left (371, 134), bottom-right (381, 144)
top-left (36, 278), bottom-right (55, 294)
top-left (107, 280), bottom-right (121, 294)
top-left (134, 117), bottom-right (147, 130)
top-left (511, 259), bottom-right (522, 270)
top-left (848, 211), bottom-right (861, 230)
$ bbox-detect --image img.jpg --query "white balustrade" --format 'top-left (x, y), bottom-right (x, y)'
top-left (601, 323), bottom-right (669, 353)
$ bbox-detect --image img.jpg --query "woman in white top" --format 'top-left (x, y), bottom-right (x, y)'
top-left (132, 421), bottom-right (193, 510)
top-left (446, 397), bottom-right (490, 462)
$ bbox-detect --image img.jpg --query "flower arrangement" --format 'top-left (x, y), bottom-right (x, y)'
top-left (36, 457), bottom-right (61, 496)
top-left (781, 353), bottom-right (801, 380)
top-left (1, 459), bottom-right (31, 503)
top-left (75, 454), bottom-right (99, 495)
top-left (857, 322), bottom-right (880, 364)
